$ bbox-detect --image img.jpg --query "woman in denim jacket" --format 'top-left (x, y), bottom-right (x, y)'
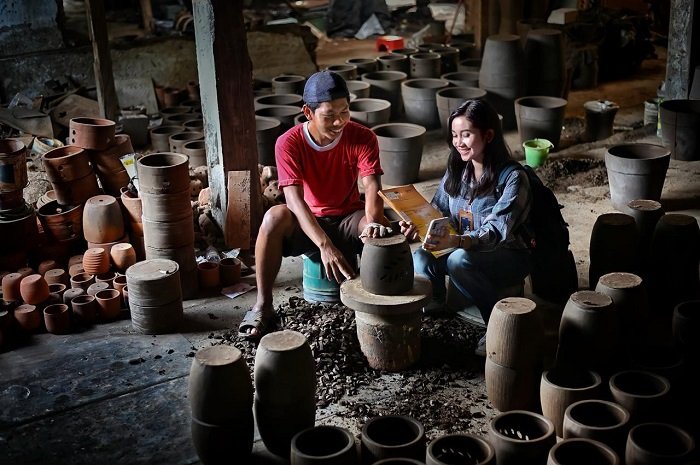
top-left (414, 99), bottom-right (532, 355)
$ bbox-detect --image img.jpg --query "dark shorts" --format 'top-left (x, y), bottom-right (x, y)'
top-left (282, 209), bottom-right (365, 264)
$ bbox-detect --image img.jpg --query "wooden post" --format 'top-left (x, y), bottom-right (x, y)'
top-left (468, 0), bottom-right (491, 56)
top-left (192, 0), bottom-right (262, 250)
top-left (139, 0), bottom-right (155, 35)
top-left (84, 0), bottom-right (120, 121)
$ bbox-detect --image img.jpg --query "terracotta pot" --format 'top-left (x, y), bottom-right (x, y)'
top-left (95, 288), bottom-right (121, 321)
top-left (43, 303), bottom-right (71, 334)
top-left (271, 74), bottom-right (306, 95)
top-left (625, 422), bottom-right (695, 465)
top-left (62, 287), bottom-right (85, 306)
top-left (190, 417), bottom-right (253, 465)
top-left (488, 410), bottom-right (556, 465)
top-left (361, 415), bottom-right (426, 464)
top-left (0, 139), bottom-right (28, 193)
top-left (41, 145), bottom-right (92, 182)
top-left (82, 194), bottom-right (126, 243)
top-left (95, 271), bottom-right (116, 287)
top-left (87, 281), bottom-right (110, 297)
top-left (88, 133), bottom-right (133, 172)
top-left (540, 367), bottom-right (602, 437)
top-left (183, 118), bottom-right (204, 132)
top-left (197, 261), bottom-right (220, 289)
top-left (17, 267), bottom-right (34, 278)
top-left (140, 188), bottom-right (192, 222)
top-left (149, 125), bottom-right (183, 152)
top-left (70, 294), bottom-right (98, 324)
top-left (136, 152), bottom-right (190, 195)
top-left (110, 243), bottom-right (137, 272)
top-left (68, 264), bottom-right (86, 278)
top-left (290, 425), bottom-right (358, 465)
top-left (68, 254), bottom-right (84, 267)
top-left (13, 304), bottom-right (42, 332)
top-left (70, 272), bottom-right (95, 291)
top-left (254, 330), bottom-right (317, 457)
top-left (48, 282), bottom-right (67, 300)
top-left (37, 201), bottom-right (84, 242)
top-left (20, 274), bottom-right (50, 305)
top-left (130, 300), bottom-right (183, 334)
top-left (125, 258), bottom-right (182, 306)
top-left (256, 116), bottom-right (281, 166)
top-left (426, 433), bottom-right (496, 465)
top-left (547, 438), bottom-right (619, 465)
top-left (219, 257), bottom-right (241, 286)
top-left (169, 131), bottom-right (204, 154)
top-left (68, 117), bottom-right (116, 150)
top-left (2, 272), bottom-right (23, 302)
top-left (37, 259), bottom-right (59, 276)
top-left (254, 105), bottom-right (303, 133)
top-left (563, 399), bottom-right (631, 459)
top-left (361, 70), bottom-right (408, 120)
top-left (49, 170), bottom-right (101, 206)
top-left (82, 247), bottom-right (111, 275)
top-left (120, 187), bottom-right (143, 224)
top-left (486, 297), bottom-right (542, 368)
top-left (87, 234), bottom-right (130, 258)
top-left (485, 356), bottom-right (540, 412)
top-left (349, 98), bottom-right (392, 127)
top-left (515, 96), bottom-right (568, 150)
top-left (359, 234), bottom-right (413, 295)
top-left (142, 215), bottom-right (195, 249)
top-left (609, 370), bottom-right (670, 426)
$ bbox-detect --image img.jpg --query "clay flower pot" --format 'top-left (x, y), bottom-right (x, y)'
top-left (17, 267), bottom-right (34, 278)
top-left (87, 281), bottom-right (110, 297)
top-left (426, 433), bottom-right (496, 465)
top-left (68, 117), bottom-right (116, 150)
top-left (38, 259), bottom-right (59, 276)
top-left (71, 294), bottom-right (98, 325)
top-left (68, 264), bottom-right (86, 278)
top-left (197, 261), bottom-right (220, 289)
top-left (68, 254), bottom-right (84, 268)
top-left (2, 272), bottom-right (24, 302)
top-left (43, 303), bottom-right (71, 334)
top-left (62, 287), bottom-right (86, 306)
top-left (20, 274), bottom-right (50, 305)
top-left (95, 271), bottom-right (116, 288)
top-left (82, 247), bottom-right (110, 275)
top-left (361, 415), bottom-right (426, 463)
top-left (44, 268), bottom-right (69, 286)
top-left (14, 304), bottom-right (42, 333)
top-left (290, 425), bottom-right (358, 465)
top-left (95, 289), bottom-right (121, 321)
top-left (70, 272), bottom-right (95, 291)
top-left (110, 243), bottom-right (137, 272)
top-left (548, 438), bottom-right (619, 465)
top-left (48, 283), bottom-right (67, 300)
top-left (219, 257), bottom-right (241, 286)
top-left (82, 194), bottom-right (125, 244)
top-left (488, 410), bottom-right (556, 465)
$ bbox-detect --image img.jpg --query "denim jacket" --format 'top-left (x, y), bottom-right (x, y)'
top-left (430, 164), bottom-right (532, 251)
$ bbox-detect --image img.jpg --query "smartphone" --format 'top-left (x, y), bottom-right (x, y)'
top-left (423, 217), bottom-right (451, 247)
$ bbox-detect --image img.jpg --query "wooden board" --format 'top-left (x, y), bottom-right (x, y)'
top-left (49, 94), bottom-right (100, 128)
top-left (0, 322), bottom-right (192, 428)
top-left (1, 377), bottom-right (197, 465)
top-left (224, 170), bottom-right (252, 249)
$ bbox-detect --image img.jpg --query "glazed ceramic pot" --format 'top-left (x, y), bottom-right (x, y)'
top-left (43, 303), bottom-right (71, 334)
top-left (19, 274), bottom-right (50, 305)
top-left (13, 304), bottom-right (42, 332)
top-left (290, 425), bottom-right (358, 465)
top-left (361, 415), bottom-right (426, 464)
top-left (426, 433), bottom-right (496, 465)
top-left (70, 294), bottom-right (98, 325)
top-left (95, 289), bottom-right (121, 321)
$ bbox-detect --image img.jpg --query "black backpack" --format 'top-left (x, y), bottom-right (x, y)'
top-left (497, 161), bottom-right (578, 304)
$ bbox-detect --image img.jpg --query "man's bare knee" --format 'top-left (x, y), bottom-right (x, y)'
top-left (260, 205), bottom-right (295, 236)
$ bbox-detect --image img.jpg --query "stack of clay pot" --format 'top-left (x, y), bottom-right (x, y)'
top-left (85, 132), bottom-right (134, 196)
top-left (125, 258), bottom-right (183, 334)
top-left (151, 104), bottom-right (205, 170)
top-left (120, 187), bottom-right (145, 261)
top-left (136, 153), bottom-right (198, 299)
top-left (0, 139), bottom-right (38, 270)
top-left (82, 195), bottom-right (128, 255)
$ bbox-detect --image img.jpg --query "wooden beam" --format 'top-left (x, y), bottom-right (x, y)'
top-left (84, 0), bottom-right (120, 121)
top-left (139, 0), bottom-right (155, 35)
top-left (192, 0), bottom-right (262, 250)
top-left (225, 171), bottom-right (253, 248)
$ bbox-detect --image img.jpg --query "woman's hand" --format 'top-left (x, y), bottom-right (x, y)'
top-left (398, 220), bottom-right (419, 241)
top-left (422, 233), bottom-right (471, 251)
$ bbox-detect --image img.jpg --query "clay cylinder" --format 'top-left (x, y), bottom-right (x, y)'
top-left (361, 415), bottom-right (426, 464)
top-left (68, 117), bottom-right (116, 150)
top-left (43, 303), bottom-right (71, 335)
top-left (563, 399), bottom-right (630, 460)
top-left (355, 309), bottom-right (421, 372)
top-left (486, 297), bottom-right (543, 368)
top-left (169, 131), bottom-right (203, 154)
top-left (142, 215), bottom-right (195, 249)
top-left (188, 345), bottom-right (254, 426)
top-left (136, 152), bottom-right (190, 195)
top-left (149, 125), bottom-right (183, 152)
top-left (556, 291), bottom-right (617, 375)
top-left (219, 257), bottom-right (241, 286)
top-left (485, 356), bottom-right (540, 412)
top-left (125, 258), bottom-right (182, 306)
top-left (271, 74), bottom-right (306, 95)
top-left (254, 330), bottom-right (316, 458)
top-left (588, 213), bottom-right (638, 289)
top-left (625, 199), bottom-right (664, 271)
top-left (488, 410), bottom-right (556, 465)
top-left (360, 234), bottom-right (413, 295)
top-left (140, 189), bottom-right (192, 222)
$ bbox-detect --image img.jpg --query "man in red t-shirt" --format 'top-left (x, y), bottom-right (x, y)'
top-left (239, 70), bottom-right (416, 340)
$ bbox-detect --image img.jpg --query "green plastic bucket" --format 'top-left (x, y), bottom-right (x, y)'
top-left (523, 138), bottom-right (553, 167)
top-left (302, 252), bottom-right (340, 303)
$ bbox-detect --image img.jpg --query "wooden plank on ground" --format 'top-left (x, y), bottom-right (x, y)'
top-left (1, 377), bottom-right (197, 465)
top-left (224, 170), bottom-right (252, 249)
top-left (49, 94), bottom-right (100, 127)
top-left (0, 322), bottom-right (192, 428)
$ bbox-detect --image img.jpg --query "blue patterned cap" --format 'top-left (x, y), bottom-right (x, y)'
top-left (303, 70), bottom-right (350, 104)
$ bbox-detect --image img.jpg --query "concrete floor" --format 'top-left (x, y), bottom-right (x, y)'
top-left (2, 39), bottom-right (700, 464)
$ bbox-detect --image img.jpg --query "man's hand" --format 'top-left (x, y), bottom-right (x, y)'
top-left (360, 222), bottom-right (393, 240)
top-left (319, 244), bottom-right (355, 283)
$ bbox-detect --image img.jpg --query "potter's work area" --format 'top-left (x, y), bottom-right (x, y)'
top-left (2, 2), bottom-right (700, 463)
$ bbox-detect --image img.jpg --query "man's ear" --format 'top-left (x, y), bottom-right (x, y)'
top-left (302, 104), bottom-right (314, 120)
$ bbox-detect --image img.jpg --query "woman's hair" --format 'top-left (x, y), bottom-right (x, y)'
top-left (444, 99), bottom-right (512, 198)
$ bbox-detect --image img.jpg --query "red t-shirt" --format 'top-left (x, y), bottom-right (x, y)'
top-left (275, 121), bottom-right (383, 217)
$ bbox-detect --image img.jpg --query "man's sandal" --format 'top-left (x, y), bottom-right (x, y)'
top-left (238, 309), bottom-right (277, 341)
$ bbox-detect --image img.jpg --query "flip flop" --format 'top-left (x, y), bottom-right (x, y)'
top-left (238, 309), bottom-right (277, 341)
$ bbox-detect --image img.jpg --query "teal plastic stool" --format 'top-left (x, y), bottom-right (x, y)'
top-left (302, 252), bottom-right (340, 303)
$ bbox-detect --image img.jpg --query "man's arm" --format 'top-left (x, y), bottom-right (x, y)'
top-left (284, 184), bottom-right (356, 283)
top-left (361, 174), bottom-right (388, 226)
